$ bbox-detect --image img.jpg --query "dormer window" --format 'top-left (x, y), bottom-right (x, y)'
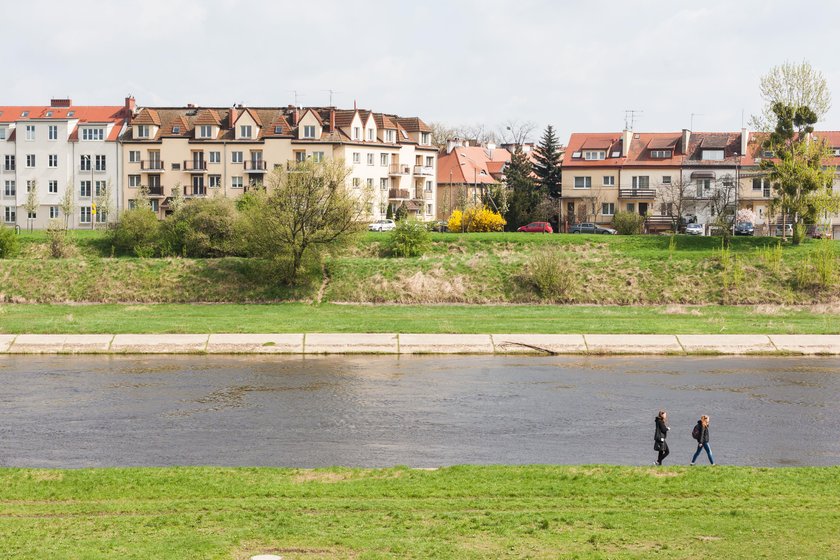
top-left (46, 111), bottom-right (53, 117)
top-left (240, 125), bottom-right (252, 139)
top-left (650, 150), bottom-right (671, 158)
top-left (173, 126), bottom-right (181, 134)
top-left (67, 111), bottom-right (74, 117)
top-left (82, 128), bottom-right (104, 141)
top-left (199, 125), bottom-right (213, 138)
top-left (367, 128), bottom-right (375, 141)
top-left (833, 148), bottom-right (840, 157)
top-left (702, 149), bottom-right (724, 161)
top-left (583, 150), bottom-right (605, 160)
top-left (21, 111), bottom-right (29, 117)
top-left (137, 125), bottom-right (150, 138)
top-left (303, 125), bottom-right (316, 139)
top-left (385, 130), bottom-right (395, 142)
top-left (274, 126), bottom-right (283, 134)
top-left (421, 132), bottom-right (431, 145)
top-left (353, 127), bottom-right (361, 140)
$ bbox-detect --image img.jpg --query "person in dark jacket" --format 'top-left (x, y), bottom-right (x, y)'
top-left (654, 410), bottom-right (670, 465)
top-left (691, 415), bottom-right (715, 465)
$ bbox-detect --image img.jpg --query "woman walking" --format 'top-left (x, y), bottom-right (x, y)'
top-left (691, 415), bottom-right (715, 465)
top-left (654, 410), bottom-right (670, 465)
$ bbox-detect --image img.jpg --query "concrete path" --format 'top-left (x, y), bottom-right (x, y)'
top-left (0, 333), bottom-right (839, 355)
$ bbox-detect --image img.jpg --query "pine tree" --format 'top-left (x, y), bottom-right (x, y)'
top-left (386, 204), bottom-right (394, 220)
top-left (533, 125), bottom-right (562, 200)
top-left (504, 146), bottom-right (540, 230)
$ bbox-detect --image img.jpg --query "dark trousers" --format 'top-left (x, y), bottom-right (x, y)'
top-left (656, 441), bottom-right (670, 465)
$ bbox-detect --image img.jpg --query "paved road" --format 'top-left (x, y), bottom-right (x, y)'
top-left (0, 355), bottom-right (838, 468)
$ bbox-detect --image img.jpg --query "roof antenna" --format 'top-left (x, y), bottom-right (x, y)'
top-left (287, 90), bottom-right (301, 108)
top-left (690, 112), bottom-right (703, 131)
top-left (323, 89), bottom-right (342, 107)
top-left (624, 109), bottom-right (643, 130)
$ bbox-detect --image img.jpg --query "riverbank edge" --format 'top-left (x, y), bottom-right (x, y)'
top-left (1, 333), bottom-right (839, 355)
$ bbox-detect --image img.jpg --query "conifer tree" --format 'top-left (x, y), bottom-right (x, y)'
top-left (504, 146), bottom-right (539, 230)
top-left (533, 125), bottom-right (562, 200)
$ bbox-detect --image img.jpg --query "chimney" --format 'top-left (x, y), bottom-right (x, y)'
top-left (330, 107), bottom-right (335, 132)
top-left (124, 96), bottom-right (135, 114)
top-left (294, 107), bottom-right (300, 127)
top-left (229, 105), bottom-right (238, 128)
top-left (621, 129), bottom-right (632, 157)
top-left (486, 142), bottom-right (496, 159)
top-left (740, 127), bottom-right (748, 156)
top-left (682, 128), bottom-right (691, 154)
top-left (50, 98), bottom-right (72, 108)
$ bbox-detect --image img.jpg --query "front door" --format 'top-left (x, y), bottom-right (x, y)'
top-left (192, 175), bottom-right (205, 196)
top-left (638, 203), bottom-right (648, 216)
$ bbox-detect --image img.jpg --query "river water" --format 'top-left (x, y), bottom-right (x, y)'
top-left (0, 355), bottom-right (838, 468)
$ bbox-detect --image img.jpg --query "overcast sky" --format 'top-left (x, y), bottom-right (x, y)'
top-left (5, 0), bottom-right (840, 143)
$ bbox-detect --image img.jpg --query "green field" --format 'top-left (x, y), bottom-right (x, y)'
top-left (0, 466), bottom-right (837, 559)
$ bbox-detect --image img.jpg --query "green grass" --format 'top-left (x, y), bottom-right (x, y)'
top-left (0, 466), bottom-right (837, 559)
top-left (1, 303), bottom-right (839, 334)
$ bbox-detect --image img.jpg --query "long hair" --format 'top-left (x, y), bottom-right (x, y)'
top-left (700, 415), bottom-right (710, 427)
top-left (657, 410), bottom-right (667, 423)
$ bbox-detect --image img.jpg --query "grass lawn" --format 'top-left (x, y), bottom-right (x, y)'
top-left (1, 302), bottom-right (839, 334)
top-left (0, 466), bottom-right (837, 559)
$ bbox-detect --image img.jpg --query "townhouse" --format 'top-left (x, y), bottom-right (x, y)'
top-left (436, 140), bottom-right (511, 219)
top-left (0, 98), bottom-right (129, 229)
top-left (121, 104), bottom-right (437, 222)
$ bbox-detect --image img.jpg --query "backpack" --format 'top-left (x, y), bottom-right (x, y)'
top-left (692, 423), bottom-right (701, 441)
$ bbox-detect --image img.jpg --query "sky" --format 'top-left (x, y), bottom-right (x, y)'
top-left (5, 0), bottom-right (840, 143)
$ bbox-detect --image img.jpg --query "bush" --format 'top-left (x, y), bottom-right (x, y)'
top-left (162, 197), bottom-right (240, 257)
top-left (447, 206), bottom-right (506, 232)
top-left (527, 249), bottom-right (573, 302)
top-left (387, 219), bottom-right (430, 257)
top-left (109, 208), bottom-right (161, 257)
top-left (0, 225), bottom-right (20, 258)
top-left (612, 211), bottom-right (645, 235)
top-left (46, 219), bottom-right (72, 258)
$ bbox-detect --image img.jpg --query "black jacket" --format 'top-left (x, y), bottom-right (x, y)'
top-left (654, 417), bottom-right (669, 442)
top-left (695, 421), bottom-right (709, 444)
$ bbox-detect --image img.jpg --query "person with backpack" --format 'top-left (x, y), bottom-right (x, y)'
top-left (690, 415), bottom-right (715, 465)
top-left (654, 410), bottom-right (670, 465)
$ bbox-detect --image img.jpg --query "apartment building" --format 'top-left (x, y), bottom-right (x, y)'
top-left (121, 104), bottom-right (437, 221)
top-left (0, 98), bottom-right (128, 229)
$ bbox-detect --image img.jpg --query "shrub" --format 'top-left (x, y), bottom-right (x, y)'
top-left (162, 197), bottom-right (240, 257)
top-left (527, 249), bottom-right (573, 302)
top-left (760, 241), bottom-right (783, 274)
top-left (447, 206), bottom-right (506, 232)
top-left (46, 219), bottom-right (71, 258)
top-left (0, 225), bottom-right (20, 258)
top-left (109, 208), bottom-right (161, 257)
top-left (612, 211), bottom-right (645, 235)
top-left (387, 219), bottom-right (430, 257)
top-left (812, 238), bottom-right (838, 287)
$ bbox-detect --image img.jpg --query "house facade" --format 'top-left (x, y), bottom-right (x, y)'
top-left (436, 140), bottom-right (511, 219)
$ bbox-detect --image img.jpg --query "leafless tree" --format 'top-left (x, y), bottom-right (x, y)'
top-left (658, 176), bottom-right (695, 230)
top-left (497, 119), bottom-right (536, 147)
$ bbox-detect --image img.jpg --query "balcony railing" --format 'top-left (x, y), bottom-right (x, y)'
top-left (140, 160), bottom-right (164, 171)
top-left (147, 185), bottom-right (164, 196)
top-left (184, 185), bottom-right (207, 197)
top-left (389, 163), bottom-right (411, 176)
top-left (619, 188), bottom-right (656, 199)
top-left (183, 160), bottom-right (207, 172)
top-left (413, 165), bottom-right (434, 176)
top-left (244, 160), bottom-right (267, 172)
top-left (388, 188), bottom-right (411, 199)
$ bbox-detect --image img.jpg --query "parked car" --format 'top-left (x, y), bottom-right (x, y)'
top-left (517, 221), bottom-right (553, 233)
top-left (685, 223), bottom-right (704, 236)
top-left (734, 222), bottom-right (755, 236)
top-left (428, 220), bottom-right (449, 233)
top-left (807, 224), bottom-right (830, 239)
top-left (368, 219), bottom-right (396, 232)
top-left (773, 223), bottom-right (793, 237)
top-left (569, 223), bottom-right (617, 235)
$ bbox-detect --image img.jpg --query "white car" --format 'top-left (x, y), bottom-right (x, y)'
top-left (368, 219), bottom-right (396, 232)
top-left (685, 223), bottom-right (704, 236)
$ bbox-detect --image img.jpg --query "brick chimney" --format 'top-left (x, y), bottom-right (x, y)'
top-left (621, 129), bottom-right (632, 157)
top-left (51, 98), bottom-right (72, 108)
top-left (740, 127), bottom-right (748, 156)
top-left (329, 108), bottom-right (335, 132)
top-left (682, 129), bottom-right (691, 154)
top-left (229, 105), bottom-right (238, 128)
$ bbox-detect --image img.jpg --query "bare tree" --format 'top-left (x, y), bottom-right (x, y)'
top-left (497, 119), bottom-right (536, 147)
top-left (94, 179), bottom-right (115, 227)
top-left (429, 121), bottom-right (455, 150)
top-left (59, 182), bottom-right (75, 229)
top-left (706, 175), bottom-right (739, 244)
top-left (750, 60), bottom-right (832, 130)
top-left (658, 176), bottom-right (695, 231)
top-left (23, 180), bottom-right (39, 231)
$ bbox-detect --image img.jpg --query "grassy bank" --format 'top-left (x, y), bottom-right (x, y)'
top-left (0, 466), bottom-right (837, 559)
top-left (1, 302), bottom-right (839, 334)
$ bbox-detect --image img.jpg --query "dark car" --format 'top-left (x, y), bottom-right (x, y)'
top-left (734, 222), bottom-right (754, 236)
top-left (517, 221), bottom-right (553, 233)
top-left (569, 222), bottom-right (617, 235)
top-left (807, 224), bottom-right (830, 239)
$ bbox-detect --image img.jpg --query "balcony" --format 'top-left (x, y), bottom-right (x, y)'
top-left (388, 188), bottom-right (411, 200)
top-left (183, 160), bottom-right (207, 173)
top-left (413, 165), bottom-right (434, 176)
top-left (244, 160), bottom-right (267, 173)
top-left (184, 185), bottom-right (207, 197)
top-left (147, 185), bottom-right (164, 197)
top-left (389, 163), bottom-right (411, 176)
top-left (619, 188), bottom-right (656, 199)
top-left (140, 160), bottom-right (165, 172)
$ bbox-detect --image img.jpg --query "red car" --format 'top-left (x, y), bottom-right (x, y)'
top-left (517, 221), bottom-right (553, 233)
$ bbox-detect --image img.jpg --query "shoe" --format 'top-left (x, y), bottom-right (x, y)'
top-left (654, 462), bottom-right (660, 466)
top-left (689, 462), bottom-right (695, 466)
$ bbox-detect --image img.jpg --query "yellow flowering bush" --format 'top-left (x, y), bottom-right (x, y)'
top-left (447, 207), bottom-right (506, 232)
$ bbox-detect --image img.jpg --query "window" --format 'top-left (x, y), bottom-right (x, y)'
top-left (632, 176), bottom-right (650, 189)
top-left (421, 132), bottom-right (431, 145)
top-left (21, 111), bottom-right (29, 117)
top-left (603, 176), bottom-right (615, 186)
top-left (380, 178), bottom-right (388, 190)
top-left (48, 154), bottom-right (58, 168)
top-left (312, 151), bottom-right (324, 163)
top-left (231, 176), bottom-right (243, 189)
top-left (82, 128), bottom-right (104, 141)
top-left (427, 203), bottom-right (433, 215)
top-left (4, 155), bottom-right (14, 171)
top-left (25, 154), bottom-right (35, 168)
top-left (425, 156), bottom-right (434, 167)
top-left (4, 180), bottom-right (15, 196)
top-left (95, 181), bottom-right (106, 197)
top-left (128, 199), bottom-right (136, 210)
top-left (80, 155), bottom-right (91, 171)
top-left (25, 125), bottom-right (35, 140)
top-left (129, 150), bottom-right (140, 163)
top-left (274, 126), bottom-right (283, 134)
top-left (352, 178), bottom-right (361, 187)
top-left (209, 151), bottom-right (220, 164)
top-left (199, 125), bottom-right (213, 138)
top-left (702, 149), bottom-right (724, 161)
top-left (49, 206), bottom-right (59, 219)
top-left (385, 130), bottom-right (395, 143)
top-left (662, 176), bottom-right (672, 185)
top-left (574, 176), bottom-right (592, 189)
top-left (650, 150), bottom-right (671, 158)
top-left (171, 162), bottom-right (181, 170)
top-left (303, 125), bottom-right (316, 139)
top-left (602, 203), bottom-right (615, 215)
top-left (0, 127), bottom-right (6, 140)
top-left (128, 175), bottom-right (141, 187)
top-left (96, 210), bottom-right (108, 223)
top-left (240, 125), bottom-right (252, 138)
top-left (80, 181), bottom-right (91, 197)
top-left (352, 152), bottom-right (361, 164)
top-left (583, 150), bottom-right (605, 160)
top-left (659, 202), bottom-right (673, 216)
top-left (294, 151), bottom-right (306, 162)
top-left (95, 155), bottom-right (106, 171)
top-left (763, 150), bottom-right (774, 158)
top-left (209, 175), bottom-right (221, 188)
top-left (4, 207), bottom-right (15, 223)
top-left (697, 178), bottom-right (711, 197)
top-left (172, 126), bottom-right (180, 134)
top-left (626, 203), bottom-right (635, 212)
top-left (380, 153), bottom-right (389, 166)
top-left (137, 125), bottom-right (150, 138)
top-left (367, 128), bottom-right (375, 141)
top-left (367, 153), bottom-right (374, 166)
top-left (425, 180), bottom-right (432, 192)
top-left (150, 200), bottom-right (159, 212)
top-left (48, 180), bottom-right (58, 194)
top-left (231, 151), bottom-right (243, 163)
top-left (48, 125), bottom-right (58, 140)
top-left (366, 178), bottom-right (374, 189)
top-left (353, 127), bottom-right (361, 140)
top-left (26, 180), bottom-right (36, 193)
top-left (80, 206), bottom-right (92, 224)
top-left (752, 177), bottom-right (765, 191)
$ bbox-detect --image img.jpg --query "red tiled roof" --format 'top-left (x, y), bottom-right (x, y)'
top-left (396, 117), bottom-right (431, 133)
top-left (133, 108), bottom-right (161, 126)
top-left (437, 145), bottom-right (511, 185)
top-left (193, 109), bottom-right (221, 126)
top-left (563, 133), bottom-right (625, 167)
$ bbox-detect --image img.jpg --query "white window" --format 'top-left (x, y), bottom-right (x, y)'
top-left (353, 127), bottom-right (361, 140)
top-left (697, 179), bottom-right (711, 197)
top-left (603, 176), bottom-right (615, 186)
top-left (367, 153), bottom-right (374, 166)
top-left (352, 152), bottom-right (361, 164)
top-left (80, 181), bottom-right (91, 197)
top-left (48, 181), bottom-right (58, 194)
top-left (4, 180), bottom-right (16, 196)
top-left (80, 155), bottom-right (91, 171)
top-left (209, 151), bottom-right (220, 163)
top-left (366, 178), bottom-right (374, 188)
top-left (129, 150), bottom-right (140, 163)
top-left (574, 176), bottom-right (592, 189)
top-left (425, 180), bottom-right (432, 192)
top-left (80, 206), bottom-right (92, 223)
top-left (96, 210), bottom-right (108, 223)
top-left (312, 152), bottom-right (324, 163)
top-left (48, 154), bottom-right (58, 168)
top-left (650, 150), bottom-right (671, 158)
top-left (662, 176), bottom-right (672, 185)
top-left (367, 128), bottom-right (375, 141)
top-left (209, 175), bottom-right (221, 188)
top-left (352, 177), bottom-right (361, 187)
top-left (380, 178), bottom-right (388, 190)
top-left (95, 155), bottom-right (106, 171)
top-left (48, 125), bottom-right (58, 140)
top-left (4, 207), bottom-right (15, 223)
top-left (172, 126), bottom-right (180, 134)
top-left (4, 155), bottom-right (14, 171)
top-left (25, 125), bottom-right (35, 141)
top-left (385, 130), bottom-right (395, 142)
top-left (137, 125), bottom-right (150, 138)
top-left (231, 151), bottom-right (243, 163)
top-left (427, 203), bottom-right (433, 214)
top-left (426, 156), bottom-right (434, 167)
top-left (26, 180), bottom-right (36, 193)
top-left (199, 125), bottom-right (213, 138)
top-left (231, 176), bottom-right (243, 189)
top-left (49, 206), bottom-right (59, 219)
top-left (28, 210), bottom-right (36, 220)
top-left (0, 127), bottom-right (6, 140)
top-left (632, 176), bottom-right (650, 188)
top-left (95, 181), bottom-right (106, 197)
top-left (128, 175), bottom-right (141, 187)
top-left (82, 128), bottom-right (104, 141)
top-left (583, 151), bottom-right (605, 160)
top-left (380, 153), bottom-right (389, 166)
top-left (26, 154), bottom-right (35, 168)
top-left (421, 132), bottom-right (431, 145)
top-left (602, 203), bottom-right (615, 215)
top-left (240, 125), bottom-right (252, 138)
top-left (303, 125), bottom-right (316, 139)
top-left (702, 149), bottom-right (724, 161)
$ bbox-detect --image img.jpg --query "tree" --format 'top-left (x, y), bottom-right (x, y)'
top-left (707, 175), bottom-right (739, 246)
top-left (751, 61), bottom-right (831, 131)
top-left (239, 159), bottom-right (369, 283)
top-left (504, 145), bottom-right (540, 229)
top-left (533, 125), bottom-right (562, 199)
top-left (59, 182), bottom-right (75, 229)
top-left (658, 176), bottom-right (695, 231)
top-left (23, 180), bottom-right (39, 231)
top-left (395, 201), bottom-right (409, 221)
top-left (760, 102), bottom-right (837, 244)
top-left (168, 182), bottom-right (185, 214)
top-left (429, 122), bottom-right (456, 150)
top-left (497, 119), bottom-right (536, 147)
top-left (94, 179), bottom-right (115, 228)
